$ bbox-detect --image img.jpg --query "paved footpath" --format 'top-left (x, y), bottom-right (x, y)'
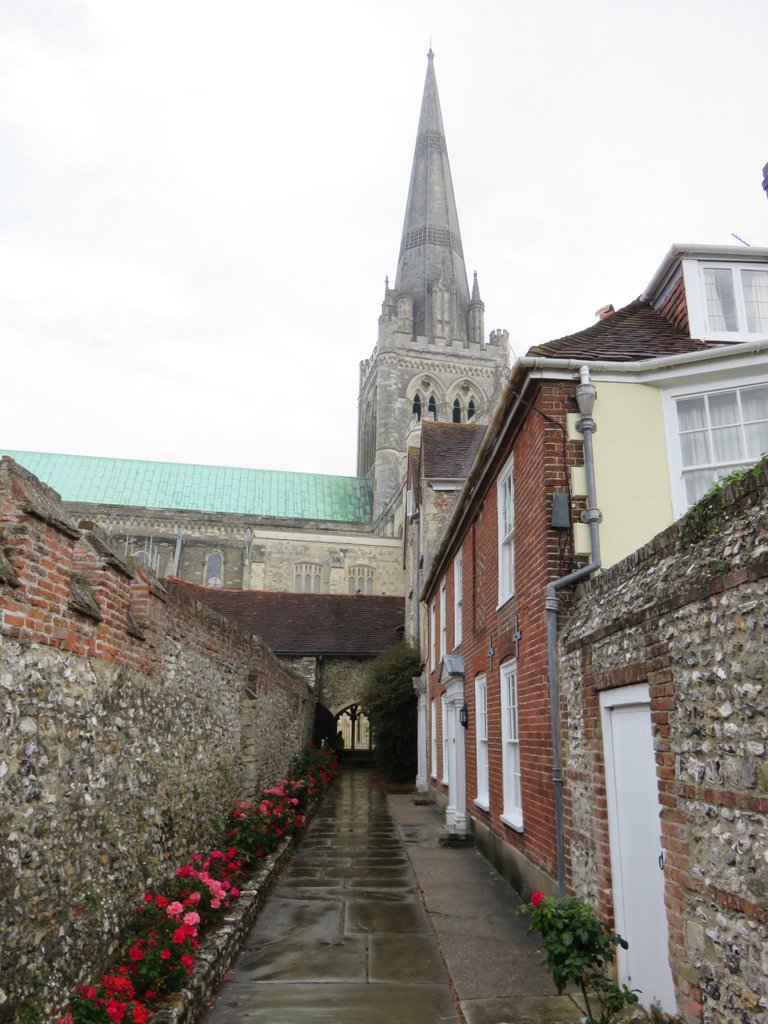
top-left (200, 768), bottom-right (581, 1024)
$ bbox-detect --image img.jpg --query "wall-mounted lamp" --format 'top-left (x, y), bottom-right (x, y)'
top-left (459, 703), bottom-right (469, 729)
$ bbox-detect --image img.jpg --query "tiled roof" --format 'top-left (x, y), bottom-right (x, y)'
top-left (1, 451), bottom-right (373, 523)
top-left (170, 583), bottom-right (405, 656)
top-left (526, 299), bottom-right (714, 361)
top-left (421, 421), bottom-right (486, 479)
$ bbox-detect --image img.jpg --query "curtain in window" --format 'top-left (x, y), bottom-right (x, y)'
top-left (703, 268), bottom-right (738, 331)
top-left (742, 270), bottom-right (768, 333)
top-left (743, 385), bottom-right (768, 457)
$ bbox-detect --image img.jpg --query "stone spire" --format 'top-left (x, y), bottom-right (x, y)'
top-left (394, 49), bottom-right (471, 342)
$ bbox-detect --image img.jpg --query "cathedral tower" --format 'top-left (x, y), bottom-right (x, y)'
top-left (357, 50), bottom-right (509, 520)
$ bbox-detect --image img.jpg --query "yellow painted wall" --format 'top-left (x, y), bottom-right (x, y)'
top-left (570, 382), bottom-right (674, 569)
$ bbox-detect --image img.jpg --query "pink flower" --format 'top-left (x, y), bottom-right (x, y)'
top-left (166, 901), bottom-right (184, 918)
top-left (210, 899), bottom-right (221, 909)
top-left (183, 912), bottom-right (200, 926)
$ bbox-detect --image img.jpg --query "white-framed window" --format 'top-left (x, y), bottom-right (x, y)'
top-left (295, 563), bottom-right (321, 593)
top-left (500, 660), bottom-right (523, 830)
top-left (702, 264), bottom-right (768, 337)
top-left (204, 552), bottom-right (224, 587)
top-left (348, 564), bottom-right (374, 594)
top-left (453, 549), bottom-right (463, 647)
top-left (439, 580), bottom-right (447, 661)
top-left (684, 260), bottom-right (768, 341)
top-left (497, 454), bottom-right (515, 606)
top-left (441, 696), bottom-right (449, 785)
top-left (430, 600), bottom-right (436, 672)
top-left (667, 381), bottom-right (768, 511)
top-left (474, 673), bottom-right (489, 809)
top-left (430, 699), bottom-right (437, 779)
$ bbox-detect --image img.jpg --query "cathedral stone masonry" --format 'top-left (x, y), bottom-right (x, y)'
top-left (0, 458), bottom-right (312, 1019)
top-left (559, 459), bottom-right (768, 1023)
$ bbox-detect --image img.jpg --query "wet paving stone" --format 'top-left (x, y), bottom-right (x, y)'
top-left (200, 769), bottom-right (458, 1024)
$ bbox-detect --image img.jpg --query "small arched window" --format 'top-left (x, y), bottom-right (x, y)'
top-left (134, 550), bottom-right (150, 566)
top-left (412, 393), bottom-right (422, 421)
top-left (467, 398), bottom-right (476, 420)
top-left (428, 395), bottom-right (437, 420)
top-left (204, 552), bottom-right (223, 587)
top-left (453, 398), bottom-right (462, 423)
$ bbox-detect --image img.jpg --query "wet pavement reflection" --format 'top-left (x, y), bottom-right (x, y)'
top-left (200, 769), bottom-right (459, 1024)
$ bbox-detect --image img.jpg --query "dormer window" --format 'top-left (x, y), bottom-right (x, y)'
top-left (689, 262), bottom-right (768, 339)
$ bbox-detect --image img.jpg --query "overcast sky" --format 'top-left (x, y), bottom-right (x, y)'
top-left (1, 0), bottom-right (766, 477)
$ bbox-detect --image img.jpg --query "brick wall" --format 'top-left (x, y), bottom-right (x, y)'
top-left (427, 382), bottom-right (583, 892)
top-left (560, 459), bottom-right (768, 1022)
top-left (0, 458), bottom-right (312, 1018)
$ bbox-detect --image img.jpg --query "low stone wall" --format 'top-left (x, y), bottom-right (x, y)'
top-left (559, 460), bottom-right (768, 1022)
top-left (0, 458), bottom-right (312, 1021)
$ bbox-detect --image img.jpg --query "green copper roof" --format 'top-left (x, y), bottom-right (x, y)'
top-left (2, 451), bottom-right (373, 523)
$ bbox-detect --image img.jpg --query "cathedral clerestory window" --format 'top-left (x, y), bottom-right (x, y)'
top-left (428, 395), bottom-right (437, 420)
top-left (348, 565), bottom-right (374, 594)
top-left (204, 552), bottom-right (224, 587)
top-left (295, 563), bottom-right (321, 593)
top-left (412, 393), bottom-right (422, 421)
top-left (453, 398), bottom-right (462, 423)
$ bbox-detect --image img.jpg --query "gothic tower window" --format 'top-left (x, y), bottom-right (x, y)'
top-left (467, 398), bottom-right (476, 420)
top-left (428, 395), bottom-right (437, 420)
top-left (453, 398), bottom-right (462, 423)
top-left (295, 563), bottom-right (321, 593)
top-left (204, 552), bottom-right (223, 587)
top-left (348, 565), bottom-right (374, 594)
top-left (412, 393), bottom-right (422, 421)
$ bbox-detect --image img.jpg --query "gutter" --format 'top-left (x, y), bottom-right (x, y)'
top-left (546, 367), bottom-right (601, 898)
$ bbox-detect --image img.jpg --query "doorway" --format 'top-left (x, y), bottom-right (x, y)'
top-left (600, 684), bottom-right (676, 1013)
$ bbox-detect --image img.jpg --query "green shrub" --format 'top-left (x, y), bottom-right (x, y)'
top-left (361, 644), bottom-right (421, 783)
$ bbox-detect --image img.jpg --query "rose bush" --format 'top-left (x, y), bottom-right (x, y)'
top-left (54, 745), bottom-right (338, 1024)
top-left (520, 891), bottom-right (638, 1024)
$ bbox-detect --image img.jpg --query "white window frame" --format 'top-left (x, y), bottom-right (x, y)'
top-left (500, 659), bottom-right (523, 831)
top-left (474, 673), bottom-right (489, 809)
top-left (663, 377), bottom-right (768, 517)
top-left (430, 600), bottom-right (436, 672)
top-left (453, 549), bottom-right (463, 647)
top-left (430, 699), bottom-right (437, 779)
top-left (497, 454), bottom-right (515, 607)
top-left (684, 260), bottom-right (768, 342)
top-left (441, 697), bottom-right (449, 785)
top-left (439, 580), bottom-right (447, 661)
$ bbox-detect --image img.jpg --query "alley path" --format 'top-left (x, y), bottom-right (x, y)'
top-left (200, 769), bottom-right (580, 1024)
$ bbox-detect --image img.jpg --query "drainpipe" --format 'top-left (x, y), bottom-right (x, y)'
top-left (547, 366), bottom-right (602, 898)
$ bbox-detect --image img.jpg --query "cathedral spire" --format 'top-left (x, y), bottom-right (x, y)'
top-left (394, 50), bottom-right (471, 341)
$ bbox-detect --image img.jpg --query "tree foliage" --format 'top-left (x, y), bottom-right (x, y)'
top-left (361, 644), bottom-right (421, 783)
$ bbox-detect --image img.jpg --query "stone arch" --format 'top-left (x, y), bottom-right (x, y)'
top-left (406, 374), bottom-right (445, 422)
top-left (446, 379), bottom-right (485, 423)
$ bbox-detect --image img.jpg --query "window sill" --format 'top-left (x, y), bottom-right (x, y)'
top-left (500, 812), bottom-right (524, 833)
top-left (474, 797), bottom-right (490, 812)
top-left (496, 594), bottom-right (515, 612)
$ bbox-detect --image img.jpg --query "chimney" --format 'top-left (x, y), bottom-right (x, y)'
top-left (595, 304), bottom-right (615, 321)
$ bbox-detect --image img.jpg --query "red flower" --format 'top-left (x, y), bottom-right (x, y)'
top-left (531, 890), bottom-right (546, 907)
top-left (160, 949), bottom-right (172, 961)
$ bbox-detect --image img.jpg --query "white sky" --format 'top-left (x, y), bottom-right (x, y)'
top-left (1, 0), bottom-right (766, 477)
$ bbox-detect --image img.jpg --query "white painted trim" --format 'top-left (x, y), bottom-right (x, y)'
top-left (662, 375), bottom-right (768, 518)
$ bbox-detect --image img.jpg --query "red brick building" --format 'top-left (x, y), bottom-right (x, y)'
top-left (417, 243), bottom-right (768, 1017)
